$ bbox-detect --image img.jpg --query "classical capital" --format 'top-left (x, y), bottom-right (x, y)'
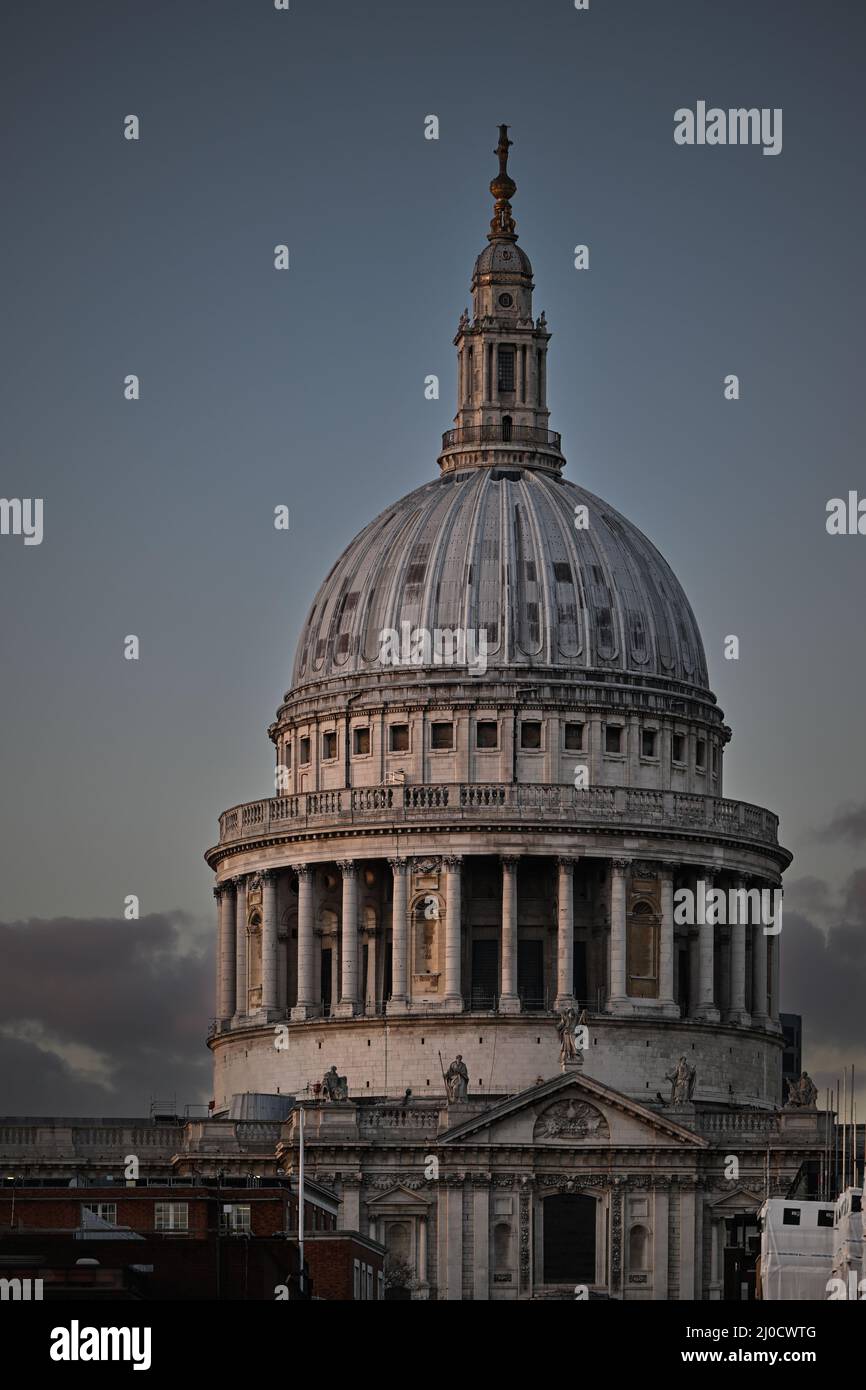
top-left (556, 856), bottom-right (576, 872)
top-left (294, 863), bottom-right (312, 880)
top-left (610, 858), bottom-right (631, 873)
top-left (443, 855), bottom-right (463, 871)
top-left (336, 860), bottom-right (358, 878)
top-left (388, 857), bottom-right (408, 873)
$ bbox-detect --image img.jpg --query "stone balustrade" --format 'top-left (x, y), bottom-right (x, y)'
top-left (215, 783), bottom-right (781, 854)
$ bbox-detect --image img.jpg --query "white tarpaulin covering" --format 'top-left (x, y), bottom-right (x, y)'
top-left (759, 1199), bottom-right (835, 1300)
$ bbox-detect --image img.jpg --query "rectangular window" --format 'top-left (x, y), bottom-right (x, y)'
top-left (520, 721), bottom-right (542, 750)
top-left (712, 746), bottom-right (719, 776)
top-left (366, 1267), bottom-right (374, 1300)
top-left (220, 1204), bottom-right (251, 1235)
top-left (322, 731), bottom-right (337, 760)
top-left (672, 733), bottom-right (685, 763)
top-left (564, 722), bottom-right (584, 751)
top-left (155, 1201), bottom-right (189, 1233)
top-left (82, 1203), bottom-right (117, 1226)
top-left (605, 725), bottom-right (622, 755)
top-left (782, 1208), bottom-right (801, 1226)
top-left (283, 741), bottom-right (292, 769)
top-left (431, 722), bottom-right (454, 750)
top-left (353, 1260), bottom-right (361, 1299)
top-left (641, 729), bottom-right (657, 758)
top-left (476, 720), bottom-right (498, 750)
top-left (696, 739), bottom-right (706, 770)
top-left (497, 346), bottom-right (515, 392)
top-left (353, 727), bottom-right (371, 756)
top-left (299, 737), bottom-right (311, 765)
top-left (817, 1209), bottom-right (835, 1228)
top-left (389, 724), bottom-right (409, 753)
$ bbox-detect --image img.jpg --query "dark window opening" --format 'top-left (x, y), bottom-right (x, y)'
top-left (353, 727), bottom-right (370, 756)
top-left (672, 733), bottom-right (685, 763)
top-left (497, 347), bottom-right (515, 392)
top-left (431, 722), bottom-right (453, 750)
top-left (696, 739), bottom-right (706, 769)
top-left (642, 729), bottom-right (657, 758)
top-left (322, 731), bottom-right (337, 760)
top-left (605, 725), bottom-right (622, 754)
top-left (521, 721), bottom-right (542, 750)
top-left (564, 722), bottom-right (584, 751)
top-left (476, 721), bottom-right (498, 750)
top-left (299, 737), bottom-right (311, 765)
top-left (389, 725), bottom-right (409, 753)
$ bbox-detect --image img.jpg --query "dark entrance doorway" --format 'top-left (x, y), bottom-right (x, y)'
top-left (573, 940), bottom-right (587, 1003)
top-left (471, 938), bottom-right (498, 1009)
top-left (518, 939), bottom-right (545, 1011)
top-left (321, 948), bottom-right (332, 1016)
top-left (543, 1193), bottom-right (596, 1283)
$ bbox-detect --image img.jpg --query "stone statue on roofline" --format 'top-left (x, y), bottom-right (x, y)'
top-left (322, 1065), bottom-right (348, 1101)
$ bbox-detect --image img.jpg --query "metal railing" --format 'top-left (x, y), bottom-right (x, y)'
top-left (440, 424), bottom-right (562, 450)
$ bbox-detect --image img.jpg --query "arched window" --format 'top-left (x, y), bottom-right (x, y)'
top-left (627, 898), bottom-right (659, 999)
top-left (502, 414), bottom-right (513, 441)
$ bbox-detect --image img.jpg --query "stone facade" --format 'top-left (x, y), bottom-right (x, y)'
top-left (194, 128), bottom-right (818, 1299)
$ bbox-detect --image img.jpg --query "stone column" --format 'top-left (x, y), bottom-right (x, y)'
top-left (695, 869), bottom-right (720, 1023)
top-left (708, 1218), bottom-right (722, 1300)
top-left (608, 859), bottom-right (629, 1013)
top-left (443, 856), bottom-right (463, 1012)
top-left (679, 1181), bottom-right (696, 1299)
top-left (215, 883), bottom-right (236, 1023)
top-left (234, 876), bottom-right (248, 1019)
top-left (751, 893), bottom-right (770, 1029)
top-left (499, 856), bottom-right (520, 1014)
top-left (387, 858), bottom-right (409, 1014)
top-left (418, 1215), bottom-right (428, 1288)
top-left (652, 1183), bottom-right (669, 1300)
top-left (555, 857), bottom-right (576, 1010)
top-left (473, 1181), bottom-right (490, 1301)
top-left (261, 871), bottom-right (279, 1015)
top-left (658, 869), bottom-right (678, 1016)
top-left (291, 865), bottom-right (317, 1020)
top-left (335, 861), bottom-right (359, 1017)
top-left (727, 876), bottom-right (750, 1026)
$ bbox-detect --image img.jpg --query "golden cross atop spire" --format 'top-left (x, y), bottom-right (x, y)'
top-left (488, 123), bottom-right (518, 241)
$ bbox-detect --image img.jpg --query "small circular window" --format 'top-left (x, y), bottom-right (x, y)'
top-left (498, 292), bottom-right (514, 307)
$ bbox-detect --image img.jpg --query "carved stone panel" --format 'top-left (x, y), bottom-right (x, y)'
top-left (533, 1097), bottom-right (610, 1143)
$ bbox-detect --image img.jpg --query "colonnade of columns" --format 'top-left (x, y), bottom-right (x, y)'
top-left (213, 857), bottom-right (782, 1031)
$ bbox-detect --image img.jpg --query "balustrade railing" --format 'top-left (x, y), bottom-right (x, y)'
top-left (216, 783), bottom-right (781, 851)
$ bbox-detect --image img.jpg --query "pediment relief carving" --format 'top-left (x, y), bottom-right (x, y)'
top-left (533, 1096), bottom-right (610, 1143)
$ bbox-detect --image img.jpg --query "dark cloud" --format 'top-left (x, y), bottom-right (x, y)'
top-left (813, 803), bottom-right (866, 845)
top-left (0, 913), bottom-right (212, 1116)
top-left (782, 872), bottom-right (866, 1102)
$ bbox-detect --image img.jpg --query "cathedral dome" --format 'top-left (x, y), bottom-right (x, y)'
top-left (290, 468), bottom-right (708, 692)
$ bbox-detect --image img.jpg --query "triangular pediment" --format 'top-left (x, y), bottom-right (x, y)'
top-left (707, 1185), bottom-right (764, 1212)
top-left (365, 1183), bottom-right (432, 1210)
top-left (438, 1070), bottom-right (708, 1149)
